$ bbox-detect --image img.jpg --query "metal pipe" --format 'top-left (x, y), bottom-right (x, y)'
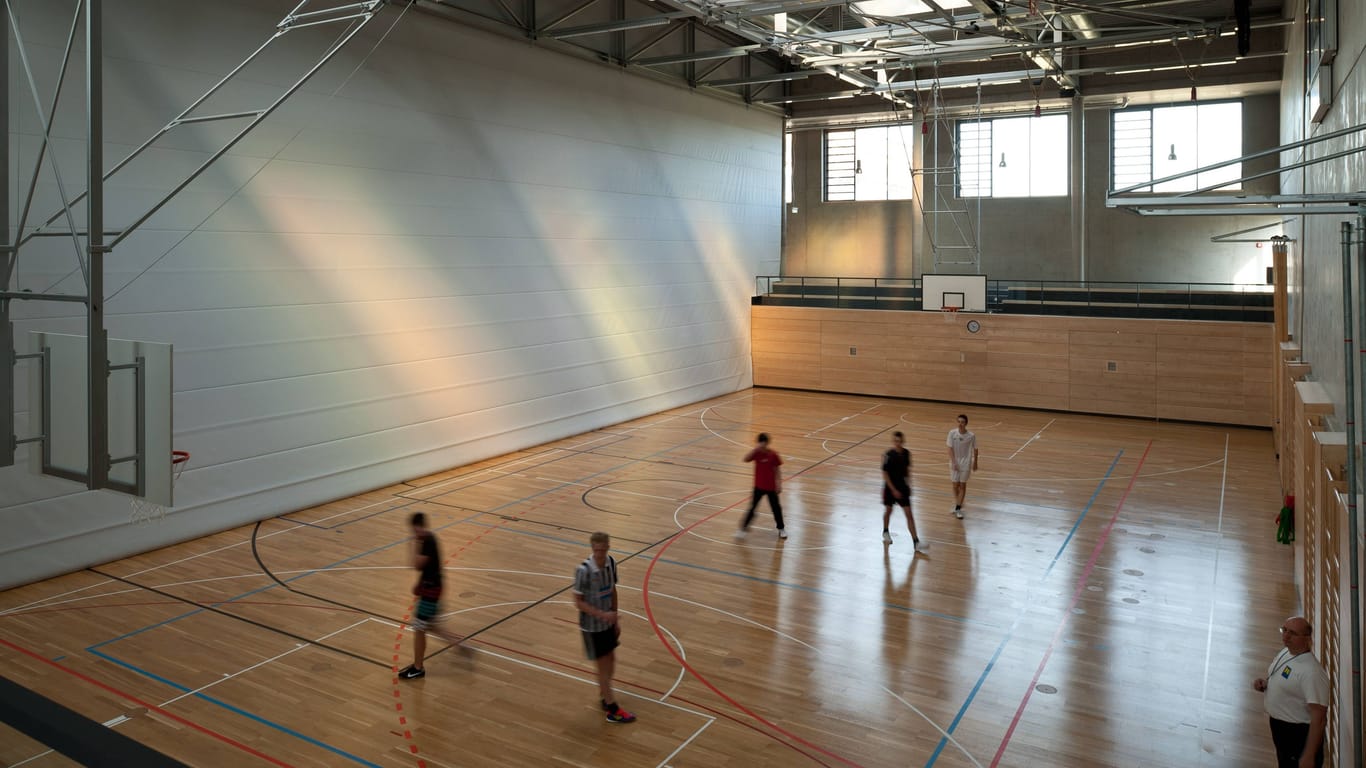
top-left (0, 291), bottom-right (89, 302)
top-left (11, 0), bottom-right (81, 250)
top-left (108, 6), bottom-right (382, 249)
top-left (170, 109), bottom-right (266, 125)
top-left (1352, 215), bottom-right (1365, 768)
top-left (284, 1), bottom-right (379, 24)
top-left (6, 0), bottom-right (89, 284)
top-left (86, 0), bottom-right (107, 491)
top-left (20, 28), bottom-right (288, 244)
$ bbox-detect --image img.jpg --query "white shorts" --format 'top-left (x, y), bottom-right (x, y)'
top-left (950, 463), bottom-right (972, 483)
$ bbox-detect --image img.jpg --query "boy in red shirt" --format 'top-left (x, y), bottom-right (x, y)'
top-left (737, 433), bottom-right (787, 540)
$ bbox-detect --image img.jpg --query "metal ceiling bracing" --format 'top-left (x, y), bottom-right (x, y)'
top-left (415, 0), bottom-right (1287, 117)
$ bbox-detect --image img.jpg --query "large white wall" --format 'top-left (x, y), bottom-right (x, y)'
top-left (0, 0), bottom-right (781, 589)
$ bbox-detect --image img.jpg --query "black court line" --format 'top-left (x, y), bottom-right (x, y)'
top-left (441, 532), bottom-right (678, 655)
top-left (280, 498), bottom-right (484, 530)
top-left (581, 479), bottom-right (711, 517)
top-left (497, 514), bottom-right (655, 546)
top-left (392, 446), bottom-right (614, 507)
top-left (88, 568), bottom-right (391, 670)
top-left (0, 675), bottom-right (189, 767)
top-left (249, 521), bottom-right (411, 628)
top-left (439, 422), bottom-right (900, 659)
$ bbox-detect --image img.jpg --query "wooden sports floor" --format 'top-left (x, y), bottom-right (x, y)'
top-left (0, 388), bottom-right (1294, 768)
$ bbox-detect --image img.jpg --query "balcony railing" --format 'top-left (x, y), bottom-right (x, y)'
top-left (753, 276), bottom-right (1273, 322)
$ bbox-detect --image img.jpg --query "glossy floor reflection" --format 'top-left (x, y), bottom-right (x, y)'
top-left (0, 388), bottom-right (1291, 767)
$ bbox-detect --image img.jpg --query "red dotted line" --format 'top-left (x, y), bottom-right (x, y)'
top-left (388, 501), bottom-right (547, 766)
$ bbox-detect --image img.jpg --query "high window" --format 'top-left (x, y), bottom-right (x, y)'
top-left (1112, 101), bottom-right (1243, 192)
top-left (956, 113), bottom-right (1069, 198)
top-left (824, 125), bottom-right (916, 202)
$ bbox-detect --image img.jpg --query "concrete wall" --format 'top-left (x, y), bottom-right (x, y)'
top-left (0, 0), bottom-right (780, 589)
top-left (784, 95), bottom-right (1281, 283)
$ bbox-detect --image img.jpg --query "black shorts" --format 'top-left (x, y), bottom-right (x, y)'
top-left (582, 628), bottom-right (619, 660)
top-left (883, 483), bottom-right (911, 507)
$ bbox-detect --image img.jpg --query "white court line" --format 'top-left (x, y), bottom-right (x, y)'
top-left (881, 687), bottom-right (985, 768)
top-left (803, 403), bottom-right (882, 439)
top-left (0, 393), bottom-right (762, 616)
top-left (1002, 457), bottom-right (1225, 484)
top-left (1007, 418), bottom-right (1055, 461)
top-left (473, 644), bottom-right (714, 723)
top-left (675, 489), bottom-right (863, 552)
top-left (160, 619), bottom-right (369, 707)
top-left (1199, 434), bottom-right (1231, 707)
top-left (0, 522), bottom-right (312, 616)
top-left (5, 619), bottom-right (372, 768)
top-left (656, 718), bottom-right (714, 768)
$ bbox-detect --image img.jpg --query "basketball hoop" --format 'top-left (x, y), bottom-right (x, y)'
top-left (130, 450), bottom-right (190, 525)
top-left (942, 305), bottom-right (961, 313)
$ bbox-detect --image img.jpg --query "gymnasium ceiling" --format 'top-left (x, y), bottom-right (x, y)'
top-left (414, 0), bottom-right (1288, 119)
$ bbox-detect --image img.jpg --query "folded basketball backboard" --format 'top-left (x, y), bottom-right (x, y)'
top-left (26, 332), bottom-right (174, 506)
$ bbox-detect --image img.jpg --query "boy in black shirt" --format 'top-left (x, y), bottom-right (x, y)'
top-left (398, 512), bottom-right (463, 679)
top-left (882, 431), bottom-right (928, 553)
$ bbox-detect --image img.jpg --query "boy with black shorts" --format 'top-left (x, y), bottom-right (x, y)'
top-left (573, 532), bottom-right (636, 723)
top-left (882, 431), bottom-right (928, 553)
top-left (398, 512), bottom-right (463, 680)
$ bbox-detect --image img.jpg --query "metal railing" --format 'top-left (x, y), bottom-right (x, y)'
top-left (755, 276), bottom-right (1273, 319)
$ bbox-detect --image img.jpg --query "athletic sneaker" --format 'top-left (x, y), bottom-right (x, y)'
top-left (605, 705), bottom-right (637, 723)
top-left (914, 540), bottom-right (930, 554)
top-left (397, 665), bottom-right (425, 680)
top-left (953, 507), bottom-right (964, 520)
top-left (734, 529), bottom-right (748, 541)
top-left (882, 531), bottom-right (892, 544)
top-left (778, 529), bottom-right (788, 540)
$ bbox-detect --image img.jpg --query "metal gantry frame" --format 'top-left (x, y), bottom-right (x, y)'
top-left (916, 72), bottom-right (982, 273)
top-left (1, 0), bottom-right (387, 491)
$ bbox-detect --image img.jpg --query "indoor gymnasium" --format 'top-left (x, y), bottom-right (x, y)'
top-left (1, 1), bottom-right (1363, 767)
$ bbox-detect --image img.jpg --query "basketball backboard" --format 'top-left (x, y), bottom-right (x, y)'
top-left (26, 332), bottom-right (175, 506)
top-left (922, 274), bottom-right (988, 311)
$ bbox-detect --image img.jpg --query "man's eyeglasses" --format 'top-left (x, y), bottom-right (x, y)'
top-left (1280, 626), bottom-right (1309, 637)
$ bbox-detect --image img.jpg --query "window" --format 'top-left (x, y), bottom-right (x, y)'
top-left (956, 114), bottom-right (1068, 198)
top-left (1111, 101), bottom-right (1242, 192)
top-left (784, 132), bottom-right (793, 205)
top-left (824, 125), bottom-right (915, 201)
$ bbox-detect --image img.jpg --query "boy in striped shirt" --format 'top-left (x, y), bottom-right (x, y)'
top-left (573, 532), bottom-right (636, 723)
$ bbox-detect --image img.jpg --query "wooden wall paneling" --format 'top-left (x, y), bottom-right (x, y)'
top-left (750, 306), bottom-right (1273, 426)
top-left (1278, 361), bottom-right (1311, 493)
top-left (752, 314), bottom-right (821, 389)
top-left (1292, 381), bottom-right (1332, 641)
top-left (1068, 328), bottom-right (1157, 418)
top-left (1312, 434), bottom-right (1346, 768)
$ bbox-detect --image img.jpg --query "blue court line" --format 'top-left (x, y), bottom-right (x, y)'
top-left (92, 431), bottom-right (719, 652)
top-left (466, 519), bottom-right (995, 628)
top-left (922, 449), bottom-right (1123, 768)
top-left (78, 431), bottom-right (723, 766)
top-left (88, 648), bottom-right (382, 768)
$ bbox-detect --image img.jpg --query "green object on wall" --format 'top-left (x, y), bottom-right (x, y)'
top-left (1276, 506), bottom-right (1295, 544)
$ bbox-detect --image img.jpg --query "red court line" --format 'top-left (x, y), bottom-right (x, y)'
top-left (641, 497), bottom-right (867, 768)
top-left (390, 513), bottom-right (520, 768)
top-left (470, 637), bottom-right (834, 767)
top-left (989, 439), bottom-right (1154, 768)
top-left (0, 636), bottom-right (296, 768)
top-left (679, 486), bottom-right (710, 502)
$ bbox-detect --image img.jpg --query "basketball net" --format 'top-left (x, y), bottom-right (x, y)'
top-left (130, 451), bottom-right (190, 525)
